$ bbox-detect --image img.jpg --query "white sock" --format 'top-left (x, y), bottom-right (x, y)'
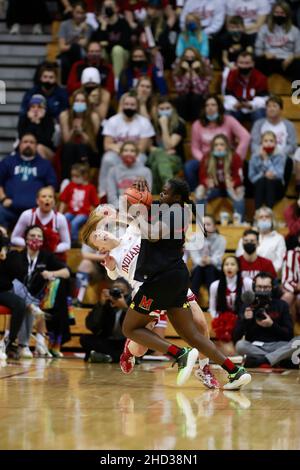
top-left (199, 358), bottom-right (209, 369)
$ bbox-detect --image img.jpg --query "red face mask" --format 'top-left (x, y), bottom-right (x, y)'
top-left (121, 154), bottom-right (136, 167)
top-left (263, 145), bottom-right (275, 155)
top-left (27, 239), bottom-right (43, 251)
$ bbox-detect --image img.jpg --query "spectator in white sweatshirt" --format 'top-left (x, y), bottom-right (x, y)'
top-left (235, 206), bottom-right (286, 273)
top-left (106, 141), bottom-right (152, 208)
top-left (226, 0), bottom-right (271, 45)
top-left (255, 1), bottom-right (300, 82)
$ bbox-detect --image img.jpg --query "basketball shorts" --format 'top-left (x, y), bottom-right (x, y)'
top-left (130, 266), bottom-right (190, 315)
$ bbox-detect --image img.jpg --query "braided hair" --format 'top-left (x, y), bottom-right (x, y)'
top-left (168, 178), bottom-right (205, 236)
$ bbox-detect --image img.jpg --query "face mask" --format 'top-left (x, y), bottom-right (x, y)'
top-left (73, 102), bottom-right (87, 113)
top-left (132, 60), bottom-right (146, 69)
top-left (239, 67), bottom-right (253, 75)
top-left (121, 154), bottom-right (136, 167)
top-left (158, 109), bottom-right (172, 118)
top-left (27, 239), bottom-right (43, 252)
top-left (206, 112), bottom-right (219, 121)
top-left (229, 31), bottom-right (242, 40)
top-left (41, 81), bottom-right (55, 90)
top-left (123, 108), bottom-right (136, 118)
top-left (186, 59), bottom-right (194, 66)
top-left (243, 243), bottom-right (256, 255)
top-left (187, 22), bottom-right (197, 32)
top-left (263, 145), bottom-right (275, 155)
top-left (213, 150), bottom-right (227, 158)
top-left (273, 16), bottom-right (287, 26)
top-left (105, 6), bottom-right (114, 17)
top-left (87, 53), bottom-right (101, 64)
top-left (257, 220), bottom-right (272, 232)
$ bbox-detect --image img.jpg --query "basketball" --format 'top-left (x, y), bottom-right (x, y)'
top-left (124, 187), bottom-right (153, 208)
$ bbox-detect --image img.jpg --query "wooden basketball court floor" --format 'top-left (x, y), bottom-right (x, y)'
top-left (0, 358), bottom-right (299, 450)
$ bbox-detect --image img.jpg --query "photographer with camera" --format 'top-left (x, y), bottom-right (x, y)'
top-left (80, 278), bottom-right (131, 363)
top-left (233, 272), bottom-right (298, 368)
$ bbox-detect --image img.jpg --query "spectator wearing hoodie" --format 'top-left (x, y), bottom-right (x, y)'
top-left (67, 41), bottom-right (115, 96)
top-left (107, 141), bottom-right (152, 208)
top-left (224, 51), bottom-right (269, 123)
top-left (255, 1), bottom-right (300, 82)
top-left (0, 133), bottom-right (57, 228)
top-left (248, 131), bottom-right (285, 209)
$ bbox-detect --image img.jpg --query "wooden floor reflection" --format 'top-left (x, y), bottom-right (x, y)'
top-left (0, 358), bottom-right (299, 450)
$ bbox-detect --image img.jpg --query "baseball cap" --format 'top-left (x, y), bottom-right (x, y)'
top-left (81, 67), bottom-right (101, 85)
top-left (29, 94), bottom-right (47, 107)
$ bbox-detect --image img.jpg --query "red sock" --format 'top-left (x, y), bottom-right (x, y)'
top-left (167, 344), bottom-right (182, 359)
top-left (222, 358), bottom-right (238, 374)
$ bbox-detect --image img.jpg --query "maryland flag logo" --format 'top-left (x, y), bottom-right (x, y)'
top-left (139, 295), bottom-right (154, 311)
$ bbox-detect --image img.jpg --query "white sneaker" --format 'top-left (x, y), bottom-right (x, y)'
top-left (10, 23), bottom-right (20, 34)
top-left (18, 346), bottom-right (33, 359)
top-left (35, 334), bottom-right (52, 357)
top-left (30, 304), bottom-right (45, 317)
top-left (32, 23), bottom-right (42, 35)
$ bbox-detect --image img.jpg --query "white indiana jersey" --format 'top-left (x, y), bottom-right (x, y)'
top-left (106, 223), bottom-right (197, 307)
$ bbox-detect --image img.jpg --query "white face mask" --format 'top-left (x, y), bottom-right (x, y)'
top-left (257, 220), bottom-right (272, 232)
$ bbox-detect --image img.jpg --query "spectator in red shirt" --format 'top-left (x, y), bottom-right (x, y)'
top-left (195, 134), bottom-right (245, 220)
top-left (59, 163), bottom-right (99, 244)
top-left (238, 229), bottom-right (277, 280)
top-left (67, 41), bottom-right (115, 96)
top-left (224, 51), bottom-right (268, 123)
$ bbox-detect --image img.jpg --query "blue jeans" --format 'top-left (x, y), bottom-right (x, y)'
top-left (65, 213), bottom-right (88, 241)
top-left (229, 108), bottom-right (266, 123)
top-left (184, 159), bottom-right (200, 191)
top-left (198, 188), bottom-right (245, 220)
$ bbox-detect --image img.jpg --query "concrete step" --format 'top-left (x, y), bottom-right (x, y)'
top-left (4, 79), bottom-right (34, 90)
top-left (0, 128), bottom-right (18, 139)
top-left (0, 56), bottom-right (41, 66)
top-left (0, 33), bottom-right (52, 44)
top-left (0, 67), bottom-right (35, 80)
top-left (0, 67), bottom-right (36, 80)
top-left (0, 140), bottom-right (15, 155)
top-left (5, 90), bottom-right (24, 104)
top-left (0, 44), bottom-right (46, 56)
top-left (0, 22), bottom-right (51, 34)
top-left (0, 115), bottom-right (18, 128)
top-left (0, 103), bottom-right (20, 113)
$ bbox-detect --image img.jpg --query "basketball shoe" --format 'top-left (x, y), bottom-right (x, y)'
top-left (120, 339), bottom-right (135, 374)
top-left (194, 365), bottom-right (220, 389)
top-left (176, 347), bottom-right (198, 386)
top-left (223, 366), bottom-right (252, 390)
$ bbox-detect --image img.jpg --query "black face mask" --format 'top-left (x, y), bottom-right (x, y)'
top-left (243, 243), bottom-right (256, 255)
top-left (186, 59), bottom-right (194, 66)
top-left (123, 108), bottom-right (136, 118)
top-left (273, 16), bottom-right (287, 26)
top-left (229, 31), bottom-right (242, 41)
top-left (239, 67), bottom-right (253, 75)
top-left (132, 60), bottom-right (146, 69)
top-left (41, 81), bottom-right (55, 90)
top-left (105, 7), bottom-right (114, 18)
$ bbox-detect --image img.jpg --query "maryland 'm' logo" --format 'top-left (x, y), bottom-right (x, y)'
top-left (139, 296), bottom-right (154, 311)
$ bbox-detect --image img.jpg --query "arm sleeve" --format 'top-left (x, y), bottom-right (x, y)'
top-left (282, 250), bottom-right (298, 293)
top-left (228, 116), bottom-right (250, 160)
top-left (269, 154), bottom-right (285, 181)
top-left (56, 214), bottom-right (71, 253)
top-left (176, 35), bottom-right (184, 57)
top-left (273, 236), bottom-right (287, 273)
top-left (191, 121), bottom-right (204, 162)
top-left (285, 120), bottom-right (297, 157)
top-left (250, 119), bottom-right (263, 155)
top-left (255, 26), bottom-right (265, 56)
top-left (248, 155), bottom-right (264, 183)
top-left (209, 280), bottom-right (219, 318)
top-left (235, 237), bottom-right (244, 257)
top-left (204, 2), bottom-right (225, 35)
top-left (269, 302), bottom-right (293, 341)
top-left (10, 211), bottom-right (31, 247)
top-left (210, 235), bottom-right (226, 268)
